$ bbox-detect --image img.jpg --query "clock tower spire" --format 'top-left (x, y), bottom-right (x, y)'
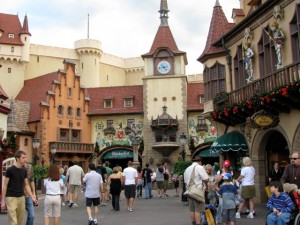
top-left (159, 0), bottom-right (169, 27)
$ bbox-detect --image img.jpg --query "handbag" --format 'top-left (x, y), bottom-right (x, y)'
top-left (184, 165), bottom-right (205, 202)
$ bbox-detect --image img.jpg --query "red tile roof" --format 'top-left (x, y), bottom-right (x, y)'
top-left (142, 26), bottom-right (185, 57)
top-left (88, 86), bottom-right (143, 115)
top-left (15, 72), bottom-right (59, 122)
top-left (0, 13), bottom-right (25, 45)
top-left (198, 3), bottom-right (234, 62)
top-left (187, 83), bottom-right (204, 111)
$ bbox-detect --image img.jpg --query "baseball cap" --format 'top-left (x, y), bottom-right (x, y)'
top-left (223, 173), bottom-right (232, 180)
top-left (223, 160), bottom-right (231, 168)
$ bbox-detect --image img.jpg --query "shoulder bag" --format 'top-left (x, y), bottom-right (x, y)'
top-left (184, 165), bottom-right (205, 203)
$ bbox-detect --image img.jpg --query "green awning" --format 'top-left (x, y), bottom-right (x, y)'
top-left (210, 131), bottom-right (248, 152)
top-left (199, 149), bottom-right (219, 158)
top-left (102, 149), bottom-right (133, 159)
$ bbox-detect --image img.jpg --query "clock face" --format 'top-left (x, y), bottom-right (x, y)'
top-left (157, 60), bottom-right (171, 74)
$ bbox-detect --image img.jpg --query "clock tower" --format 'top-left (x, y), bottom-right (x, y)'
top-left (141, 0), bottom-right (188, 165)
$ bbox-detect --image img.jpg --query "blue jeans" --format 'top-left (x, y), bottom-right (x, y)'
top-left (267, 212), bottom-right (291, 225)
top-left (25, 197), bottom-right (34, 225)
top-left (145, 182), bottom-right (152, 198)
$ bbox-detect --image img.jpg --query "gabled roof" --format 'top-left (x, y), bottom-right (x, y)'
top-left (142, 26), bottom-right (185, 57)
top-left (15, 72), bottom-right (59, 122)
top-left (187, 83), bottom-right (204, 112)
top-left (88, 86), bottom-right (143, 115)
top-left (198, 1), bottom-right (234, 63)
top-left (0, 13), bottom-right (24, 45)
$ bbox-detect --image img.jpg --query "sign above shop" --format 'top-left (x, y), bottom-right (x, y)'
top-left (250, 110), bottom-right (279, 129)
top-left (102, 149), bottom-right (133, 159)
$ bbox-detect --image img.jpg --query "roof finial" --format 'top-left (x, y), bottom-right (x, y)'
top-left (215, 0), bottom-right (220, 6)
top-left (159, 0), bottom-right (169, 27)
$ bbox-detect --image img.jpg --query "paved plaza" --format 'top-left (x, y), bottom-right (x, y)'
top-left (0, 189), bottom-right (269, 225)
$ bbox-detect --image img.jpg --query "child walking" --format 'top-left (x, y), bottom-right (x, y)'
top-left (218, 173), bottom-right (238, 225)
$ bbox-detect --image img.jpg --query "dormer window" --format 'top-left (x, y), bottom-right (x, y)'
top-left (123, 95), bottom-right (134, 107)
top-left (8, 33), bottom-right (14, 38)
top-left (104, 97), bottom-right (113, 108)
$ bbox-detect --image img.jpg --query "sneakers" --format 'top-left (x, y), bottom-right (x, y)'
top-left (235, 212), bottom-right (241, 219)
top-left (247, 212), bottom-right (254, 219)
top-left (88, 219), bottom-right (94, 225)
top-left (62, 202), bottom-right (65, 206)
top-left (68, 202), bottom-right (73, 208)
top-left (129, 208), bottom-right (133, 212)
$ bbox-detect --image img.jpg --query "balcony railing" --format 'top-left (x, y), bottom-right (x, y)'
top-left (212, 61), bottom-right (300, 126)
top-left (49, 142), bottom-right (94, 153)
top-left (229, 61), bottom-right (300, 105)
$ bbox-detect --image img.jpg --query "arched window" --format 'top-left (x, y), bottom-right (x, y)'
top-left (290, 5), bottom-right (300, 62)
top-left (67, 107), bottom-right (72, 116)
top-left (233, 44), bottom-right (246, 89)
top-left (203, 62), bottom-right (226, 101)
top-left (58, 105), bottom-right (63, 115)
top-left (258, 26), bottom-right (276, 77)
top-left (24, 138), bottom-right (28, 146)
top-left (76, 108), bottom-right (81, 117)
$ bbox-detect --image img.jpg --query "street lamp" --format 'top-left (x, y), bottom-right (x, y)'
top-left (179, 133), bottom-right (187, 161)
top-left (50, 145), bottom-right (56, 164)
top-left (32, 137), bottom-right (40, 165)
top-left (179, 132), bottom-right (187, 202)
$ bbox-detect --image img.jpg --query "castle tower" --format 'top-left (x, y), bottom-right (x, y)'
top-left (74, 39), bottom-right (103, 87)
top-left (20, 14), bottom-right (31, 63)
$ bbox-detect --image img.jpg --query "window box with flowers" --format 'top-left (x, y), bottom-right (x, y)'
top-left (155, 135), bottom-right (162, 142)
top-left (169, 135), bottom-right (176, 142)
top-left (213, 92), bottom-right (229, 105)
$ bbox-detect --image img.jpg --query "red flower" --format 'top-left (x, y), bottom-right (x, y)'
top-left (281, 87), bottom-right (288, 96)
top-left (224, 108), bottom-right (229, 116)
top-left (233, 106), bottom-right (239, 113)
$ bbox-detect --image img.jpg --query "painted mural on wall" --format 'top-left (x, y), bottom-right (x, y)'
top-left (188, 117), bottom-right (217, 147)
top-left (94, 118), bottom-right (143, 151)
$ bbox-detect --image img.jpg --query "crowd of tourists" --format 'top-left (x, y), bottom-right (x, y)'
top-left (2, 150), bottom-right (300, 225)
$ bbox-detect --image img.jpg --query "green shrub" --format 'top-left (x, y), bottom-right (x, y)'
top-left (32, 165), bottom-right (48, 180)
top-left (173, 161), bottom-right (192, 175)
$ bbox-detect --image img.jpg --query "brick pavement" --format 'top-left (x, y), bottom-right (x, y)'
top-left (0, 189), bottom-right (269, 225)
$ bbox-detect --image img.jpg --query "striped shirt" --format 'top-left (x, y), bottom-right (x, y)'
top-left (266, 192), bottom-right (295, 213)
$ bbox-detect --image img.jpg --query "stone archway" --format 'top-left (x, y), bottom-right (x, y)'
top-left (250, 126), bottom-right (290, 202)
top-left (292, 123), bottom-right (300, 152)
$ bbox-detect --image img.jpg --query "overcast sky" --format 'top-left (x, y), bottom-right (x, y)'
top-left (2, 0), bottom-right (240, 75)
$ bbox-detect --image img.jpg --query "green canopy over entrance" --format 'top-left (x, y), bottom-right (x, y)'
top-left (198, 149), bottom-right (219, 158)
top-left (102, 149), bottom-right (133, 159)
top-left (210, 131), bottom-right (248, 152)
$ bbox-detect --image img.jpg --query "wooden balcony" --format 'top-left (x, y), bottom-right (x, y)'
top-left (212, 61), bottom-right (300, 126)
top-left (49, 142), bottom-right (94, 154)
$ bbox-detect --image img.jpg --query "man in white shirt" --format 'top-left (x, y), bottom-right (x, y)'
top-left (83, 163), bottom-right (103, 225)
top-left (66, 157), bottom-right (84, 208)
top-left (122, 161), bottom-right (138, 212)
top-left (184, 156), bottom-right (208, 225)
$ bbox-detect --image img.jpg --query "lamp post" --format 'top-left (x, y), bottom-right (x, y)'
top-left (50, 145), bottom-right (56, 164)
top-left (127, 123), bottom-right (142, 168)
top-left (32, 136), bottom-right (40, 165)
top-left (179, 133), bottom-right (187, 161)
top-left (179, 132), bottom-right (187, 202)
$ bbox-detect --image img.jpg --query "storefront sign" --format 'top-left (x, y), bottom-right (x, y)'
top-left (103, 149), bottom-right (133, 159)
top-left (250, 110), bottom-right (279, 129)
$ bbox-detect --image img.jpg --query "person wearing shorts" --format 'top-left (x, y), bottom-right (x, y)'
top-left (122, 161), bottom-right (138, 212)
top-left (83, 163), bottom-right (103, 225)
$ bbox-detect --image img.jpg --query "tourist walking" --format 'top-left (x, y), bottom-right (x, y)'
top-left (44, 164), bottom-right (64, 225)
top-left (155, 163), bottom-right (165, 198)
top-left (66, 156), bottom-right (84, 208)
top-left (122, 161), bottom-right (138, 212)
top-left (83, 162), bottom-right (103, 225)
top-left (171, 172), bottom-right (179, 197)
top-left (142, 163), bottom-right (153, 199)
top-left (25, 163), bottom-right (36, 225)
top-left (96, 160), bottom-right (108, 206)
top-left (236, 157), bottom-right (256, 219)
top-left (184, 156), bottom-right (208, 225)
top-left (162, 161), bottom-right (170, 197)
top-left (136, 166), bottom-right (143, 198)
top-left (1, 150), bottom-right (37, 225)
top-left (107, 167), bottom-right (123, 211)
